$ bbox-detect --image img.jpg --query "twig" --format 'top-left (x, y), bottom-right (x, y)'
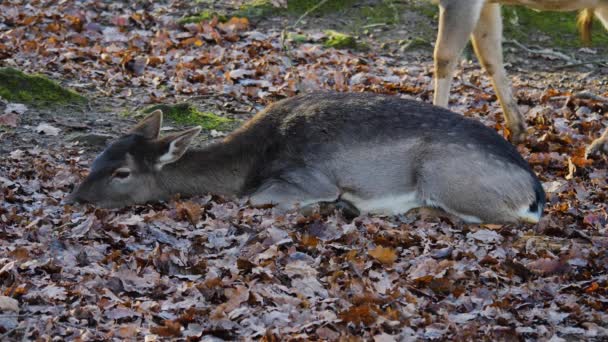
top-left (504, 39), bottom-right (576, 62)
top-left (549, 91), bottom-right (608, 106)
top-left (572, 91), bottom-right (608, 103)
top-left (459, 75), bottom-right (484, 92)
top-left (292, 0), bottom-right (330, 28)
top-left (0, 326), bottom-right (25, 340)
top-left (280, 0), bottom-right (330, 50)
top-left (361, 23), bottom-right (387, 29)
top-left (553, 60), bottom-right (608, 70)
top-left (20, 323), bottom-right (30, 342)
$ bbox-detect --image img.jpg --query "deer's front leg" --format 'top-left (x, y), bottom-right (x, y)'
top-left (433, 0), bottom-right (483, 107)
top-left (471, 3), bottom-right (526, 143)
top-left (248, 170), bottom-right (340, 214)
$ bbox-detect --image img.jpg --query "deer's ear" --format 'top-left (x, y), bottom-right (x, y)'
top-left (130, 109), bottom-right (163, 139)
top-left (156, 126), bottom-right (202, 169)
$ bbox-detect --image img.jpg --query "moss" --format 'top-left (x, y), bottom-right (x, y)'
top-left (411, 2), bottom-right (437, 20)
top-left (358, 2), bottom-right (400, 25)
top-left (178, 10), bottom-right (228, 25)
top-left (323, 30), bottom-right (359, 49)
top-left (503, 6), bottom-right (608, 48)
top-left (0, 67), bottom-right (86, 106)
top-left (143, 103), bottom-right (233, 131)
top-left (399, 37), bottom-right (431, 51)
top-left (286, 32), bottom-right (308, 44)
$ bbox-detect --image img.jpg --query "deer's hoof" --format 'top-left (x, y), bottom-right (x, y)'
top-left (507, 122), bottom-right (526, 144)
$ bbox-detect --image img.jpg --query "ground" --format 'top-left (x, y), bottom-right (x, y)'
top-left (1, 0), bottom-right (608, 341)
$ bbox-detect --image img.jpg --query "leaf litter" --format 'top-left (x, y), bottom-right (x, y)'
top-left (0, 0), bottom-right (608, 340)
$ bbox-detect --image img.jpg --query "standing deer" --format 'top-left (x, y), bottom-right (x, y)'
top-left (432, 0), bottom-right (608, 154)
top-left (67, 92), bottom-right (545, 224)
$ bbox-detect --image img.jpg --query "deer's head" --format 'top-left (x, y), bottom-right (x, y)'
top-left (66, 110), bottom-right (201, 208)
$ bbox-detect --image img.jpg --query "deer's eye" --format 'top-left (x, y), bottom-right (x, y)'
top-left (112, 168), bottom-right (131, 179)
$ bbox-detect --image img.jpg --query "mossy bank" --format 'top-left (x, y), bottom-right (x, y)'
top-left (0, 67), bottom-right (86, 107)
top-left (142, 103), bottom-right (233, 131)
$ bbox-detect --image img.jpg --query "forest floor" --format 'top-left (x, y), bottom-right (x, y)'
top-left (1, 0), bottom-right (608, 340)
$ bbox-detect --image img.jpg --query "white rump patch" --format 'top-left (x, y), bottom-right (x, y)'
top-left (517, 205), bottom-right (541, 224)
top-left (425, 198), bottom-right (482, 224)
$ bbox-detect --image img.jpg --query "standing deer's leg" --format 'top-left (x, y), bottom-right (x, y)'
top-left (471, 3), bottom-right (526, 142)
top-left (594, 6), bottom-right (608, 29)
top-left (586, 7), bottom-right (608, 156)
top-left (433, 0), bottom-right (484, 107)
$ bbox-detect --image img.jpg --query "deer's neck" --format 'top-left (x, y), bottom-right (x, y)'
top-left (159, 138), bottom-right (255, 199)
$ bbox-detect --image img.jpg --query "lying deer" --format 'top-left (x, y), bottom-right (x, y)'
top-left (67, 92), bottom-right (545, 224)
top-left (433, 0), bottom-right (608, 154)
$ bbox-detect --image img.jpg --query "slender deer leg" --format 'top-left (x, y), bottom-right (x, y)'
top-left (433, 0), bottom-right (484, 107)
top-left (585, 7), bottom-right (608, 156)
top-left (594, 6), bottom-right (608, 28)
top-left (471, 3), bottom-right (526, 142)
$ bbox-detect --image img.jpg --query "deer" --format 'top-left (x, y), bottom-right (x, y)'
top-left (66, 91), bottom-right (545, 224)
top-left (432, 0), bottom-right (608, 155)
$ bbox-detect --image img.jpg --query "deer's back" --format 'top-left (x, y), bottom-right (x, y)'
top-left (234, 92), bottom-right (525, 165)
top-left (229, 92), bottom-right (535, 198)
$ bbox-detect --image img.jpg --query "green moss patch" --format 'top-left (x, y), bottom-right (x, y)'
top-left (178, 10), bottom-right (228, 25)
top-left (411, 2), bottom-right (437, 20)
top-left (323, 30), bottom-right (359, 49)
top-left (0, 67), bottom-right (86, 106)
top-left (143, 103), bottom-right (233, 131)
top-left (503, 6), bottom-right (608, 48)
top-left (286, 32), bottom-right (308, 44)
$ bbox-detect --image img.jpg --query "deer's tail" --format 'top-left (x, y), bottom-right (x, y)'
top-left (577, 8), bottom-right (595, 46)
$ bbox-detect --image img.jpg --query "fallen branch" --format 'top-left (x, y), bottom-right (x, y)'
top-left (504, 39), bottom-right (576, 63)
top-left (549, 91), bottom-right (608, 109)
top-left (553, 60), bottom-right (608, 70)
top-left (572, 91), bottom-right (608, 103)
top-left (458, 75), bottom-right (484, 92)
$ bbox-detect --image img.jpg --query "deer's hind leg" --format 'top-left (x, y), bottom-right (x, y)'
top-left (433, 0), bottom-right (484, 107)
top-left (471, 3), bottom-right (526, 142)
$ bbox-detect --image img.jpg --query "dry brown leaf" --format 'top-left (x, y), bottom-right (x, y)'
top-left (368, 246), bottom-right (397, 265)
top-left (150, 320), bottom-right (182, 337)
top-left (176, 201), bottom-right (202, 224)
top-left (339, 304), bottom-right (377, 325)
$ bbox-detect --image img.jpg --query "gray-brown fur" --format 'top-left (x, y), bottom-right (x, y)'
top-left (67, 91), bottom-right (545, 223)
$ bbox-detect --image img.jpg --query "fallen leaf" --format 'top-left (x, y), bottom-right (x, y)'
top-left (0, 113), bottom-right (19, 127)
top-left (35, 123), bottom-right (60, 136)
top-left (368, 246), bottom-right (397, 265)
top-left (4, 103), bottom-right (27, 114)
top-left (0, 296), bottom-right (19, 312)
